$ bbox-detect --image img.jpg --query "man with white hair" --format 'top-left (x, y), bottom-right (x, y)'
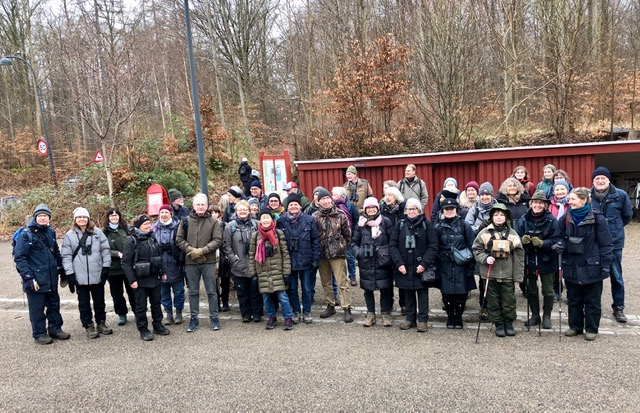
top-left (176, 193), bottom-right (223, 332)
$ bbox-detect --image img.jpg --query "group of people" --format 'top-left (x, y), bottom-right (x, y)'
top-left (13, 161), bottom-right (632, 344)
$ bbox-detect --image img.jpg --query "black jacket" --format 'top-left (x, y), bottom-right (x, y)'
top-left (435, 216), bottom-right (476, 295)
top-left (13, 220), bottom-right (62, 293)
top-left (351, 215), bottom-right (394, 291)
top-left (380, 201), bottom-right (406, 227)
top-left (389, 215), bottom-right (438, 290)
top-left (496, 192), bottom-right (531, 222)
top-left (121, 230), bottom-right (164, 288)
top-left (515, 209), bottom-right (562, 275)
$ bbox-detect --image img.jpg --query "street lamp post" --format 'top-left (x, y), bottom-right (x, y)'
top-left (0, 54), bottom-right (58, 188)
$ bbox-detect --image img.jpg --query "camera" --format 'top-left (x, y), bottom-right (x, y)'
top-left (265, 245), bottom-right (274, 257)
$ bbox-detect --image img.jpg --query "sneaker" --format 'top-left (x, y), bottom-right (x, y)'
top-left (117, 315), bottom-right (127, 326)
top-left (86, 324), bottom-right (99, 339)
top-left (265, 317), bottom-right (277, 330)
top-left (399, 320), bottom-right (417, 330)
top-left (186, 316), bottom-right (199, 333)
top-left (446, 318), bottom-right (455, 329)
top-left (49, 330), bottom-right (70, 340)
top-left (140, 329), bottom-right (154, 341)
top-left (565, 329), bottom-right (581, 337)
top-left (153, 325), bottom-right (171, 336)
top-left (302, 313), bottom-right (313, 324)
top-left (253, 315), bottom-right (263, 323)
top-left (292, 312), bottom-right (301, 324)
top-left (584, 332), bottom-right (597, 341)
top-left (242, 316), bottom-right (252, 323)
top-left (381, 313), bottom-right (393, 327)
top-left (221, 304), bottom-right (230, 312)
top-left (163, 315), bottom-right (174, 325)
top-left (284, 318), bottom-right (293, 330)
top-left (613, 307), bottom-right (627, 323)
top-left (211, 318), bottom-right (221, 331)
top-left (417, 322), bottom-right (428, 332)
top-left (174, 311), bottom-right (184, 325)
top-left (96, 322), bottom-right (113, 335)
top-left (320, 304), bottom-right (336, 319)
top-left (35, 335), bottom-right (54, 345)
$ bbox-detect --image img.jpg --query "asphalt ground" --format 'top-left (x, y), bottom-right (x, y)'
top-left (2, 224), bottom-right (640, 412)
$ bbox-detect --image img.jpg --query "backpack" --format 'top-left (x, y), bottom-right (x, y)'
top-left (11, 227), bottom-right (33, 258)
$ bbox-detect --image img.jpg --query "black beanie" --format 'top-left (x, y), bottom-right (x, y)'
top-left (287, 193), bottom-right (302, 207)
top-left (133, 215), bottom-right (151, 228)
top-left (316, 187), bottom-right (331, 202)
top-left (591, 166), bottom-right (611, 181)
top-left (259, 207), bottom-right (273, 219)
top-left (268, 192), bottom-right (281, 203)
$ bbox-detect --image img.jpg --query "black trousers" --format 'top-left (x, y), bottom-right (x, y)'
top-left (77, 284), bottom-right (106, 328)
top-left (134, 284), bottom-right (163, 331)
top-left (566, 280), bottom-right (603, 334)
top-left (364, 288), bottom-right (393, 313)
top-left (217, 256), bottom-right (231, 307)
top-left (109, 273), bottom-right (136, 316)
top-left (404, 288), bottom-right (429, 323)
top-left (233, 275), bottom-right (263, 319)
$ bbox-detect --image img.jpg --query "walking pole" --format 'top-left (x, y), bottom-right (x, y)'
top-left (557, 252), bottom-right (563, 341)
top-left (535, 252), bottom-right (541, 337)
top-left (475, 263), bottom-right (492, 344)
top-left (525, 252), bottom-right (530, 333)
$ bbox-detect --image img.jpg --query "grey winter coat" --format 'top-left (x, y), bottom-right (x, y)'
top-left (61, 227), bottom-right (111, 285)
top-left (222, 217), bottom-right (258, 278)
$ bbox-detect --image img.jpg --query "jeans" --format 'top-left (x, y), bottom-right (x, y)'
top-left (161, 280), bottom-right (185, 311)
top-left (566, 280), bottom-right (603, 334)
top-left (77, 284), bottom-right (107, 327)
top-left (263, 290), bottom-right (293, 319)
top-left (404, 288), bottom-right (429, 322)
top-left (347, 250), bottom-right (356, 280)
top-left (108, 273), bottom-right (136, 316)
top-left (233, 275), bottom-right (263, 319)
top-left (185, 264), bottom-right (219, 319)
top-left (27, 290), bottom-right (63, 338)
top-left (287, 269), bottom-right (314, 315)
top-left (609, 249), bottom-right (625, 308)
top-left (135, 284), bottom-right (163, 331)
top-left (363, 288), bottom-right (393, 313)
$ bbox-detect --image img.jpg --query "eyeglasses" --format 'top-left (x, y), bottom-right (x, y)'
top-left (406, 207), bottom-right (418, 212)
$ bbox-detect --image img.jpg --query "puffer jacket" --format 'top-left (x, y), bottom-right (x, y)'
top-left (590, 184), bottom-right (632, 250)
top-left (465, 200), bottom-right (496, 233)
top-left (380, 201), bottom-right (406, 227)
top-left (472, 223), bottom-right (524, 282)
top-left (222, 217), bottom-right (258, 278)
top-left (277, 212), bottom-right (320, 271)
top-left (151, 219), bottom-right (183, 282)
top-left (515, 209), bottom-right (562, 275)
top-left (121, 230), bottom-right (164, 288)
top-left (435, 216), bottom-right (476, 295)
top-left (248, 229), bottom-right (292, 293)
top-left (496, 192), bottom-right (531, 222)
top-left (13, 219), bottom-right (62, 293)
top-left (61, 227), bottom-right (111, 285)
top-left (351, 214), bottom-right (394, 291)
top-left (313, 205), bottom-right (351, 259)
top-left (104, 225), bottom-right (129, 276)
top-left (389, 215), bottom-right (439, 290)
top-left (344, 178), bottom-right (374, 212)
top-left (176, 210), bottom-right (222, 265)
top-left (558, 209), bottom-right (613, 285)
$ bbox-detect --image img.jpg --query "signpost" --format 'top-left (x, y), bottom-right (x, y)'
top-left (94, 150), bottom-right (104, 163)
top-left (36, 139), bottom-right (48, 156)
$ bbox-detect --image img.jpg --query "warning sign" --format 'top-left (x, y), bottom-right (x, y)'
top-left (94, 150), bottom-right (105, 163)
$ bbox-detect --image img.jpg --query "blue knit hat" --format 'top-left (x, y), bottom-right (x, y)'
top-left (250, 180), bottom-right (262, 189)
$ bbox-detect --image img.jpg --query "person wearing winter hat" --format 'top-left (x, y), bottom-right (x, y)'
top-left (343, 165), bottom-right (373, 213)
top-left (472, 203), bottom-right (524, 337)
top-left (238, 158), bottom-right (253, 196)
top-left (152, 204), bottom-right (185, 326)
top-left (514, 190), bottom-right (561, 330)
top-left (351, 197), bottom-right (395, 327)
top-left (548, 180), bottom-right (571, 219)
top-left (248, 197), bottom-right (260, 219)
top-left (168, 188), bottom-right (189, 221)
top-left (459, 181), bottom-right (479, 218)
top-left (283, 182), bottom-right (311, 211)
top-left (249, 206), bottom-right (294, 330)
top-left (431, 177), bottom-right (460, 223)
top-left (535, 164), bottom-right (557, 195)
top-left (223, 186), bottom-right (244, 223)
top-left (332, 186), bottom-right (360, 287)
top-left (312, 187), bottom-right (354, 323)
top-left (590, 166), bottom-right (633, 323)
top-left (267, 192), bottom-right (285, 220)
top-left (305, 186), bottom-right (326, 216)
top-left (13, 204), bottom-right (70, 344)
top-left (250, 181), bottom-right (266, 208)
top-left (102, 207), bottom-right (135, 326)
top-left (61, 207), bottom-right (112, 339)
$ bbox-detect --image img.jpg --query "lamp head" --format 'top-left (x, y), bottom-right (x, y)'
top-left (0, 56), bottom-right (14, 66)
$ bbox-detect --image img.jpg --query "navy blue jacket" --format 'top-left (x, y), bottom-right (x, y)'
top-left (14, 219), bottom-right (62, 293)
top-left (277, 212), bottom-right (321, 271)
top-left (515, 209), bottom-right (562, 275)
top-left (558, 209), bottom-right (613, 286)
top-left (590, 184), bottom-right (632, 250)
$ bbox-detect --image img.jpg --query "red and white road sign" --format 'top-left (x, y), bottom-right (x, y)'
top-left (37, 139), bottom-right (48, 156)
top-left (94, 150), bottom-right (105, 163)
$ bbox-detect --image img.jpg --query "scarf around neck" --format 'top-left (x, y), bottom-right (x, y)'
top-left (334, 197), bottom-right (352, 224)
top-left (358, 214), bottom-right (382, 239)
top-left (255, 221), bottom-right (277, 264)
top-left (570, 204), bottom-right (591, 225)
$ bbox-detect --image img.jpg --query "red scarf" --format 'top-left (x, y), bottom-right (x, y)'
top-left (255, 222), bottom-right (278, 264)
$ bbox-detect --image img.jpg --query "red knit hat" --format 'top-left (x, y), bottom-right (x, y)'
top-left (159, 204), bottom-right (172, 214)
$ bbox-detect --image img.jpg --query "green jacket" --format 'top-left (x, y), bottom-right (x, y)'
top-left (104, 226), bottom-right (129, 275)
top-left (472, 223), bottom-right (524, 283)
top-left (248, 229), bottom-right (291, 294)
top-left (176, 211), bottom-right (222, 265)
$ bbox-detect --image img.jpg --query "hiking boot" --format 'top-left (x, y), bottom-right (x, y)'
top-left (363, 312), bottom-right (376, 327)
top-left (117, 315), bottom-right (127, 326)
top-left (284, 318), bottom-right (293, 330)
top-left (292, 312), bottom-right (301, 325)
top-left (211, 318), bottom-right (221, 331)
top-left (221, 304), bottom-right (230, 312)
top-left (584, 332), bottom-right (597, 341)
top-left (613, 307), bottom-right (627, 323)
top-left (97, 322), bottom-right (113, 335)
top-left (265, 317), bottom-right (277, 330)
top-left (504, 321), bottom-right (516, 336)
top-left (320, 304), bottom-right (336, 319)
top-left (417, 322), bottom-right (429, 332)
top-left (186, 316), bottom-right (199, 333)
top-left (565, 329), bottom-right (581, 337)
top-left (49, 330), bottom-right (70, 340)
top-left (381, 313), bottom-right (393, 327)
top-left (86, 324), bottom-right (99, 339)
top-left (140, 329), bottom-right (154, 341)
top-left (343, 308), bottom-right (354, 323)
top-left (542, 315), bottom-right (552, 329)
top-left (494, 323), bottom-right (506, 338)
top-left (35, 335), bottom-right (54, 345)
top-left (302, 313), bottom-right (313, 324)
top-left (153, 325), bottom-right (170, 336)
top-left (479, 308), bottom-right (489, 321)
top-left (350, 278), bottom-right (357, 286)
top-left (174, 310), bottom-right (184, 325)
top-left (525, 315), bottom-right (541, 327)
top-left (399, 320), bottom-right (417, 330)
top-left (163, 310), bottom-right (174, 325)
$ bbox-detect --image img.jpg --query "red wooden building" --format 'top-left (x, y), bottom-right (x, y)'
top-left (295, 140), bottom-right (640, 213)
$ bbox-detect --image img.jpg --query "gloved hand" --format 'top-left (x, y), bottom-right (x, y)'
top-left (67, 273), bottom-right (77, 294)
top-left (521, 235), bottom-right (531, 245)
top-left (602, 268), bottom-right (611, 278)
top-left (58, 267), bottom-right (68, 288)
top-left (284, 275), bottom-right (291, 289)
top-left (312, 261), bottom-right (319, 269)
top-left (194, 255), bottom-right (208, 264)
top-left (551, 242), bottom-right (564, 253)
top-left (22, 276), bottom-right (39, 292)
top-left (101, 267), bottom-right (110, 284)
top-left (531, 237), bottom-right (544, 248)
top-left (188, 248), bottom-right (205, 260)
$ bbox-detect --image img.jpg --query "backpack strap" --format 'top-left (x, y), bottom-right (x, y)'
top-left (72, 231), bottom-right (90, 262)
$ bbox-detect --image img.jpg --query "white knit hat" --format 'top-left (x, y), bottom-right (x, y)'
top-left (73, 207), bottom-right (90, 219)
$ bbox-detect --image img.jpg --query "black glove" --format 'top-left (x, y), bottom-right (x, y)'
top-left (251, 275), bottom-right (258, 285)
top-left (284, 275), bottom-right (291, 289)
top-left (58, 267), bottom-right (68, 288)
top-left (22, 275), bottom-right (39, 292)
top-left (602, 268), bottom-right (611, 278)
top-left (100, 267), bottom-right (110, 284)
top-left (311, 261), bottom-right (319, 269)
top-left (67, 273), bottom-right (77, 294)
top-left (551, 242), bottom-right (564, 254)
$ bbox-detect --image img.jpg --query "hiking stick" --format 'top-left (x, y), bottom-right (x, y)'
top-left (475, 263), bottom-right (492, 344)
top-left (557, 252), bottom-right (563, 341)
top-left (525, 256), bottom-right (530, 333)
top-left (535, 252), bottom-right (541, 337)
